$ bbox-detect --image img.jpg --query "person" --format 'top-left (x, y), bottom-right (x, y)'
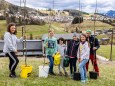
top-left (86, 30), bottom-right (100, 76)
top-left (77, 34), bottom-right (90, 83)
top-left (3, 23), bottom-right (23, 78)
top-left (66, 33), bottom-right (79, 78)
top-left (44, 29), bottom-right (57, 75)
top-left (57, 37), bottom-right (68, 77)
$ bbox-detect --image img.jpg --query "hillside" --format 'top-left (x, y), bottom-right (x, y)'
top-left (0, 19), bottom-right (114, 40)
top-left (62, 20), bottom-right (113, 33)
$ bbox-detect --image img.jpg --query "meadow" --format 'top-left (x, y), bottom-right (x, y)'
top-left (0, 57), bottom-right (115, 86)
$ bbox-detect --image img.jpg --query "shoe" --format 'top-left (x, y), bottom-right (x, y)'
top-left (9, 74), bottom-right (16, 78)
top-left (81, 80), bottom-right (86, 83)
top-left (70, 73), bottom-right (73, 78)
top-left (85, 78), bottom-right (88, 81)
top-left (49, 72), bottom-right (56, 76)
top-left (65, 72), bottom-right (68, 77)
top-left (59, 72), bottom-right (63, 76)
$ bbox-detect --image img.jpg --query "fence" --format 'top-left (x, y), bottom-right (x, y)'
top-left (0, 40), bottom-right (43, 57)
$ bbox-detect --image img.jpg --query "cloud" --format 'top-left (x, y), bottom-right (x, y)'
top-left (5, 0), bottom-right (115, 13)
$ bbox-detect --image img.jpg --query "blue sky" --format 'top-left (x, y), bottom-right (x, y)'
top-left (6, 0), bottom-right (115, 13)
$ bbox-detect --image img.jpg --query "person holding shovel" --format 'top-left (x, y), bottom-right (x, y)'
top-left (44, 29), bottom-right (58, 75)
top-left (86, 30), bottom-right (100, 76)
top-left (3, 23), bottom-right (23, 78)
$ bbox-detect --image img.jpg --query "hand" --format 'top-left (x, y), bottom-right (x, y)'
top-left (15, 49), bottom-right (17, 53)
top-left (23, 36), bottom-right (26, 40)
top-left (46, 42), bottom-right (48, 47)
top-left (52, 54), bottom-right (55, 58)
top-left (93, 47), bottom-right (97, 50)
top-left (65, 55), bottom-right (67, 56)
top-left (78, 58), bottom-right (82, 63)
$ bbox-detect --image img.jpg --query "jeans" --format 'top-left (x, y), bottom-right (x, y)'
top-left (47, 55), bottom-right (54, 73)
top-left (78, 59), bottom-right (88, 80)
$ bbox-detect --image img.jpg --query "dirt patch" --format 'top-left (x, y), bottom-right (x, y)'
top-left (98, 59), bottom-right (115, 65)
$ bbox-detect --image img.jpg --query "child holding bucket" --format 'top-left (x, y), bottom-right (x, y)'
top-left (77, 34), bottom-right (90, 83)
top-left (3, 23), bottom-right (23, 78)
top-left (66, 33), bottom-right (79, 78)
top-left (44, 29), bottom-right (57, 75)
top-left (57, 37), bottom-right (68, 77)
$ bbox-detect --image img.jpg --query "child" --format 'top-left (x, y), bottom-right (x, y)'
top-left (44, 29), bottom-right (57, 75)
top-left (77, 34), bottom-right (90, 83)
top-left (3, 23), bottom-right (23, 78)
top-left (57, 37), bottom-right (68, 77)
top-left (66, 33), bottom-right (79, 78)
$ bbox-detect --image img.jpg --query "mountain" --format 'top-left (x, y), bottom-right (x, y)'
top-left (105, 10), bottom-right (115, 18)
top-left (0, 0), bottom-right (47, 16)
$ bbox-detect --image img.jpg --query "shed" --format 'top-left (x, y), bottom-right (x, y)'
top-left (42, 33), bottom-right (80, 55)
top-left (42, 33), bottom-right (80, 40)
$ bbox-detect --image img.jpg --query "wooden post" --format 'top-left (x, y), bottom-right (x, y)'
top-left (110, 28), bottom-right (114, 61)
top-left (42, 40), bottom-right (45, 56)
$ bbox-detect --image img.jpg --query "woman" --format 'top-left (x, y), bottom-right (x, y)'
top-left (3, 23), bottom-right (23, 78)
top-left (44, 29), bottom-right (57, 75)
top-left (77, 34), bottom-right (90, 83)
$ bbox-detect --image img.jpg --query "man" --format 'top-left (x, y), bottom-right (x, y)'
top-left (86, 30), bottom-right (100, 76)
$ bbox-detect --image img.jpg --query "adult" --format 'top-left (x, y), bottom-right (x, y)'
top-left (86, 30), bottom-right (100, 76)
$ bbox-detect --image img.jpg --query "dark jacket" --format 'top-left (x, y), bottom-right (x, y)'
top-left (66, 40), bottom-right (79, 58)
top-left (87, 35), bottom-right (100, 54)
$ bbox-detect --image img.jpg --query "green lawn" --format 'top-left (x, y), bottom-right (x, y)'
top-left (0, 57), bottom-right (115, 86)
top-left (0, 20), bottom-right (66, 39)
top-left (0, 20), bottom-right (114, 39)
top-left (97, 45), bottom-right (115, 60)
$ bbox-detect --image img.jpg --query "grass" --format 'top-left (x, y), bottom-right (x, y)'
top-left (0, 20), bottom-right (66, 39)
top-left (0, 20), bottom-right (114, 39)
top-left (0, 57), bottom-right (115, 86)
top-left (97, 45), bottom-right (115, 60)
top-left (81, 20), bottom-right (113, 30)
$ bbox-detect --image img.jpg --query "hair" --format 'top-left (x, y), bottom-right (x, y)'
top-left (48, 28), bottom-right (54, 33)
top-left (7, 23), bottom-right (17, 35)
top-left (80, 33), bottom-right (87, 39)
top-left (58, 37), bottom-right (65, 44)
top-left (80, 33), bottom-right (90, 47)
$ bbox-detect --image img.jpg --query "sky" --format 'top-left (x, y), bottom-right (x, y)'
top-left (5, 0), bottom-right (115, 13)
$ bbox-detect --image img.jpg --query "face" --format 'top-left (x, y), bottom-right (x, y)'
top-left (73, 36), bottom-right (77, 41)
top-left (86, 32), bottom-right (91, 37)
top-left (81, 35), bottom-right (86, 42)
top-left (59, 40), bottom-right (64, 45)
top-left (10, 26), bottom-right (16, 34)
top-left (49, 31), bottom-right (54, 37)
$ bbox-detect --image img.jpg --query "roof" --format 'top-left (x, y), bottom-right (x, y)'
top-left (42, 33), bottom-right (80, 40)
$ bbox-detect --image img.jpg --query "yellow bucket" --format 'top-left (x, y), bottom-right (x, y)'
top-left (20, 65), bottom-right (33, 78)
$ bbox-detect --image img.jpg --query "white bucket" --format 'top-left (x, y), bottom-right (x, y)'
top-left (39, 66), bottom-right (49, 78)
